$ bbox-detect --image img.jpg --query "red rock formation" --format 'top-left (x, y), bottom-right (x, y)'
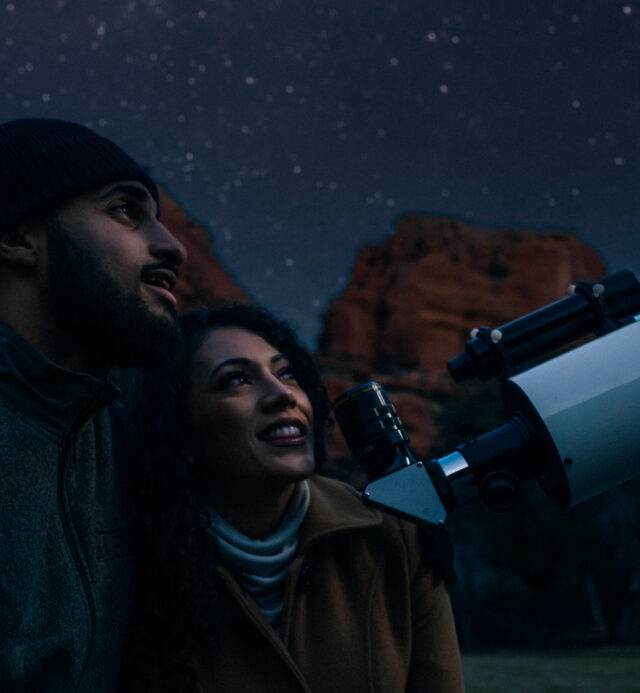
top-left (318, 215), bottom-right (608, 471)
top-left (319, 215), bottom-right (607, 373)
top-left (159, 189), bottom-right (249, 310)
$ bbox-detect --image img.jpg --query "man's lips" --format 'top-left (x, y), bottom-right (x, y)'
top-left (141, 267), bottom-right (178, 306)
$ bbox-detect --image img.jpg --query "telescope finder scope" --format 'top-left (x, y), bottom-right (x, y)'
top-left (447, 269), bottom-right (640, 383)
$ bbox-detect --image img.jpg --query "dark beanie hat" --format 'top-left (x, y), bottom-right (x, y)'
top-left (0, 118), bottom-right (159, 233)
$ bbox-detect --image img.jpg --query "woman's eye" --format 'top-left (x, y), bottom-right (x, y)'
top-left (111, 203), bottom-right (131, 216)
top-left (279, 367), bottom-right (296, 381)
top-left (220, 371), bottom-right (249, 388)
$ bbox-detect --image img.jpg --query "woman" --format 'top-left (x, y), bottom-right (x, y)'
top-left (122, 305), bottom-right (464, 693)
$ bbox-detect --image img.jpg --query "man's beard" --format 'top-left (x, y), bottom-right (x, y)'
top-left (44, 215), bottom-right (182, 371)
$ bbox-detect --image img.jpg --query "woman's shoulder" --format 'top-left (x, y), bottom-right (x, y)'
top-left (308, 473), bottom-right (362, 503)
top-left (307, 474), bottom-right (455, 586)
top-left (304, 474), bottom-right (381, 535)
top-left (306, 474), bottom-right (418, 548)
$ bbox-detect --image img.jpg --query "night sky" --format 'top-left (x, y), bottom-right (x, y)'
top-left (2, 1), bottom-right (639, 346)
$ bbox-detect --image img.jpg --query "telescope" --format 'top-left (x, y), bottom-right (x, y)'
top-left (333, 270), bottom-right (640, 526)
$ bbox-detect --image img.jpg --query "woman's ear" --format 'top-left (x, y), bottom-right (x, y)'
top-left (0, 221), bottom-right (44, 267)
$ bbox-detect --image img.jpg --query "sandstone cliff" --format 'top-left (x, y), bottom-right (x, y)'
top-left (319, 215), bottom-right (607, 372)
top-left (317, 215), bottom-right (608, 470)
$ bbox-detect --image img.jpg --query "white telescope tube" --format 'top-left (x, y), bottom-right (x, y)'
top-left (503, 319), bottom-right (640, 506)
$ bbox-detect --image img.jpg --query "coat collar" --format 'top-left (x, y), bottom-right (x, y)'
top-left (299, 475), bottom-right (382, 550)
top-left (0, 322), bottom-right (120, 440)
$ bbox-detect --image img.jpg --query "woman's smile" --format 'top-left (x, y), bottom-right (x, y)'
top-left (257, 418), bottom-right (308, 444)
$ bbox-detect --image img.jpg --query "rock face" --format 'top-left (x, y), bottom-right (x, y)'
top-left (319, 215), bottom-right (607, 372)
top-left (159, 189), bottom-right (249, 310)
top-left (317, 215), bottom-right (608, 468)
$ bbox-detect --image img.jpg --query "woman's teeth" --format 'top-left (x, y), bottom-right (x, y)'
top-left (264, 425), bottom-right (302, 440)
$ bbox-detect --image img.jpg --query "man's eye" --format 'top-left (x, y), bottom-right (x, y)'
top-left (111, 201), bottom-right (144, 220)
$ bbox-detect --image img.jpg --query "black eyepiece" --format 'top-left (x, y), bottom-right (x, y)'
top-left (333, 382), bottom-right (415, 479)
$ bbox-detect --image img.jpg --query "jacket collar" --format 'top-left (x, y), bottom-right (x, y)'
top-left (0, 322), bottom-right (120, 440)
top-left (299, 475), bottom-right (382, 550)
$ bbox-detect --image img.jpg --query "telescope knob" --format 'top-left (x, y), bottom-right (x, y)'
top-left (480, 471), bottom-right (521, 511)
top-left (456, 419), bottom-right (475, 442)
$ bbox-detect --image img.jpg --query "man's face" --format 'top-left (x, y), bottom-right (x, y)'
top-left (43, 180), bottom-right (187, 370)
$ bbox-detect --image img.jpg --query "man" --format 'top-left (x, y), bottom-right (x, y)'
top-left (0, 118), bottom-right (187, 692)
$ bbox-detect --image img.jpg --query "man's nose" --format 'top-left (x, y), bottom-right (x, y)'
top-left (149, 219), bottom-right (187, 267)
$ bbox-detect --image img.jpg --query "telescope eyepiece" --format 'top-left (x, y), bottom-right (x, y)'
top-left (333, 382), bottom-right (415, 479)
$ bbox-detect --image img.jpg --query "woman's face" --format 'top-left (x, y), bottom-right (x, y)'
top-left (185, 326), bottom-right (315, 491)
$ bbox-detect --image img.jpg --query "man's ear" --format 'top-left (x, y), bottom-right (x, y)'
top-left (0, 222), bottom-right (44, 267)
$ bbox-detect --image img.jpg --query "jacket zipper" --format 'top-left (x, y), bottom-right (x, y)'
top-left (57, 429), bottom-right (97, 693)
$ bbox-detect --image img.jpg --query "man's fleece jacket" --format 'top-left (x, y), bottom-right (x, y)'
top-left (0, 322), bottom-right (136, 693)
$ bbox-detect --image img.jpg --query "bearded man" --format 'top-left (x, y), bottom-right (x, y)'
top-left (0, 118), bottom-right (187, 692)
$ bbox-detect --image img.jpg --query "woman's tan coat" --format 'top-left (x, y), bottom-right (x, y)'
top-left (129, 475), bottom-right (465, 692)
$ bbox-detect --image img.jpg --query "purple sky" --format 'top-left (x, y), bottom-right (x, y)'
top-left (2, 1), bottom-right (638, 345)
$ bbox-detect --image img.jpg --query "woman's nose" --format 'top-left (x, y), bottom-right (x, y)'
top-left (261, 377), bottom-right (296, 411)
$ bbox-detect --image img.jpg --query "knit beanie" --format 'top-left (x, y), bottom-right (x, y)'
top-left (0, 118), bottom-right (159, 233)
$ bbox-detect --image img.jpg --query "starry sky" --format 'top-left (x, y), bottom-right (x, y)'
top-left (1, 1), bottom-right (639, 346)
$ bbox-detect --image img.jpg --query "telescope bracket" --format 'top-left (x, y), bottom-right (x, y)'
top-left (572, 280), bottom-right (616, 334)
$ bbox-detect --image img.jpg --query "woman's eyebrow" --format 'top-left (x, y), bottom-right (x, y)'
top-left (207, 357), bottom-right (251, 380)
top-left (206, 352), bottom-right (287, 381)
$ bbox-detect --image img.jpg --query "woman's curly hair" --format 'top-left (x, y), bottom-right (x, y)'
top-left (120, 305), bottom-right (332, 687)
